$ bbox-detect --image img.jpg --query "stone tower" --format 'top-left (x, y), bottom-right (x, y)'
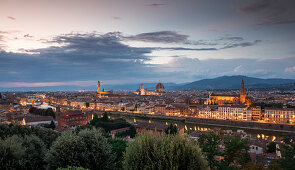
top-left (97, 81), bottom-right (100, 93)
top-left (240, 79), bottom-right (246, 103)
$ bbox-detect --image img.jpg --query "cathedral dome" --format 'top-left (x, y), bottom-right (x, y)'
top-left (155, 80), bottom-right (165, 92)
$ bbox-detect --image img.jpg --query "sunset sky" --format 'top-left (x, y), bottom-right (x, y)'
top-left (1, 0), bottom-right (295, 88)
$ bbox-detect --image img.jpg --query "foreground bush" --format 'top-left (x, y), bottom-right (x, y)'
top-left (45, 128), bottom-right (115, 170)
top-left (123, 132), bottom-right (208, 170)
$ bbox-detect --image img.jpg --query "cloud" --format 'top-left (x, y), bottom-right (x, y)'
top-left (147, 3), bottom-right (165, 7)
top-left (158, 57), bottom-right (295, 82)
top-left (7, 16), bottom-right (16, 21)
top-left (285, 66), bottom-right (295, 73)
top-left (237, 1), bottom-right (271, 14)
top-left (24, 34), bottom-right (34, 38)
top-left (0, 31), bottom-right (290, 87)
top-left (126, 31), bottom-right (189, 43)
top-left (125, 31), bottom-right (261, 50)
top-left (237, 0), bottom-right (295, 27)
top-left (220, 40), bottom-right (262, 49)
top-left (112, 16), bottom-right (121, 20)
top-left (0, 32), bottom-right (158, 84)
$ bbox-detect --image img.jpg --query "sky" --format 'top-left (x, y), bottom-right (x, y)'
top-left (1, 0), bottom-right (295, 89)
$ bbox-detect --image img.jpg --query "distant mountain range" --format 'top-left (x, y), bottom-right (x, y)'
top-left (177, 75), bottom-right (295, 90)
top-left (1, 75), bottom-right (295, 92)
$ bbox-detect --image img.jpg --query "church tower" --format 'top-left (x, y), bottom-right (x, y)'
top-left (97, 81), bottom-right (101, 93)
top-left (240, 79), bottom-right (246, 103)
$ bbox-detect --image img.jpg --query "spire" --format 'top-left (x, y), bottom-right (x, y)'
top-left (240, 79), bottom-right (245, 95)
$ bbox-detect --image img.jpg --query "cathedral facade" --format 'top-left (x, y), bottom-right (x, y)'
top-left (207, 80), bottom-right (252, 106)
top-left (135, 81), bottom-right (165, 95)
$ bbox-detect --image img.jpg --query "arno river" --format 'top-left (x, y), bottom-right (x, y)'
top-left (109, 113), bottom-right (295, 142)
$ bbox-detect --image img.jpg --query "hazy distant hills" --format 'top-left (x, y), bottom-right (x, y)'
top-left (1, 75), bottom-right (295, 92)
top-left (177, 75), bottom-right (295, 90)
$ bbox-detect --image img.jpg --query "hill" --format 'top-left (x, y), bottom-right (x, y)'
top-left (178, 75), bottom-right (295, 90)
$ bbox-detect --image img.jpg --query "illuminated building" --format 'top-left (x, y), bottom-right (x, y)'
top-left (155, 80), bottom-right (165, 92)
top-left (20, 95), bottom-right (49, 106)
top-left (135, 81), bottom-right (165, 95)
top-left (265, 108), bottom-right (295, 124)
top-left (207, 79), bottom-right (252, 106)
top-left (96, 81), bottom-right (110, 97)
top-left (59, 110), bottom-right (92, 127)
top-left (218, 105), bottom-right (250, 121)
top-left (199, 105), bottom-right (250, 121)
top-left (249, 106), bottom-right (262, 121)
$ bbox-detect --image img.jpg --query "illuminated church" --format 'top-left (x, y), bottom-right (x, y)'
top-left (207, 80), bottom-right (252, 106)
top-left (135, 81), bottom-right (165, 95)
top-left (96, 81), bottom-right (110, 97)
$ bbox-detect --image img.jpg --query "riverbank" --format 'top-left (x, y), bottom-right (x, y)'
top-left (107, 111), bottom-right (295, 134)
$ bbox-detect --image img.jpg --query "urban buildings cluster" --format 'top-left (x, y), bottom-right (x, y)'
top-left (1, 80), bottom-right (295, 128)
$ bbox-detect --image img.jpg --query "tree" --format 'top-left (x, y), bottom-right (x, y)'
top-left (0, 135), bottom-right (26, 169)
top-left (242, 163), bottom-right (264, 170)
top-left (223, 136), bottom-right (250, 167)
top-left (0, 135), bottom-right (47, 170)
top-left (102, 112), bottom-right (109, 122)
top-left (0, 124), bottom-right (59, 148)
top-left (107, 138), bottom-right (127, 169)
top-left (49, 120), bottom-right (56, 129)
top-left (198, 131), bottom-right (220, 168)
top-left (267, 161), bottom-right (283, 170)
top-left (164, 123), bottom-right (178, 135)
top-left (88, 113), bottom-right (136, 137)
top-left (276, 142), bottom-right (295, 170)
top-left (123, 132), bottom-right (208, 170)
top-left (45, 128), bottom-right (115, 170)
top-left (266, 142), bottom-right (276, 153)
top-left (57, 166), bottom-right (89, 170)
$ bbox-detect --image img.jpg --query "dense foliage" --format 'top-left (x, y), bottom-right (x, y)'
top-left (275, 142), bottom-right (295, 170)
top-left (164, 123), bottom-right (178, 135)
top-left (45, 128), bottom-right (116, 170)
top-left (107, 138), bottom-right (128, 169)
top-left (266, 142), bottom-right (276, 153)
top-left (198, 131), bottom-right (220, 168)
top-left (223, 135), bottom-right (250, 167)
top-left (123, 132), bottom-right (208, 170)
top-left (89, 113), bottom-right (136, 137)
top-left (0, 135), bottom-right (47, 170)
top-left (0, 124), bottom-right (59, 148)
top-left (29, 107), bottom-right (56, 118)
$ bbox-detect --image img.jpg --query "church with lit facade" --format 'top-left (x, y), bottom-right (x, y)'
top-left (135, 81), bottom-right (165, 95)
top-left (207, 80), bottom-right (252, 106)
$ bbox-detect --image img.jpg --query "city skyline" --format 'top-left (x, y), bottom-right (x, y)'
top-left (1, 0), bottom-right (295, 88)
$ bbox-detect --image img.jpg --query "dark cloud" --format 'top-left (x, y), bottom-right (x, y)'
top-left (237, 1), bottom-right (271, 14)
top-left (218, 36), bottom-right (244, 42)
top-left (7, 16), bottom-right (16, 21)
top-left (24, 34), bottom-right (33, 38)
top-left (0, 32), bottom-right (158, 83)
top-left (221, 40), bottom-right (262, 49)
top-left (126, 31), bottom-right (261, 50)
top-left (237, 0), bottom-right (295, 27)
top-left (126, 31), bottom-right (189, 43)
top-left (147, 3), bottom-right (165, 7)
top-left (155, 47), bottom-right (217, 51)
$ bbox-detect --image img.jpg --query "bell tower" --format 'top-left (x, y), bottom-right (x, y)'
top-left (240, 79), bottom-right (246, 103)
top-left (97, 81), bottom-right (101, 93)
